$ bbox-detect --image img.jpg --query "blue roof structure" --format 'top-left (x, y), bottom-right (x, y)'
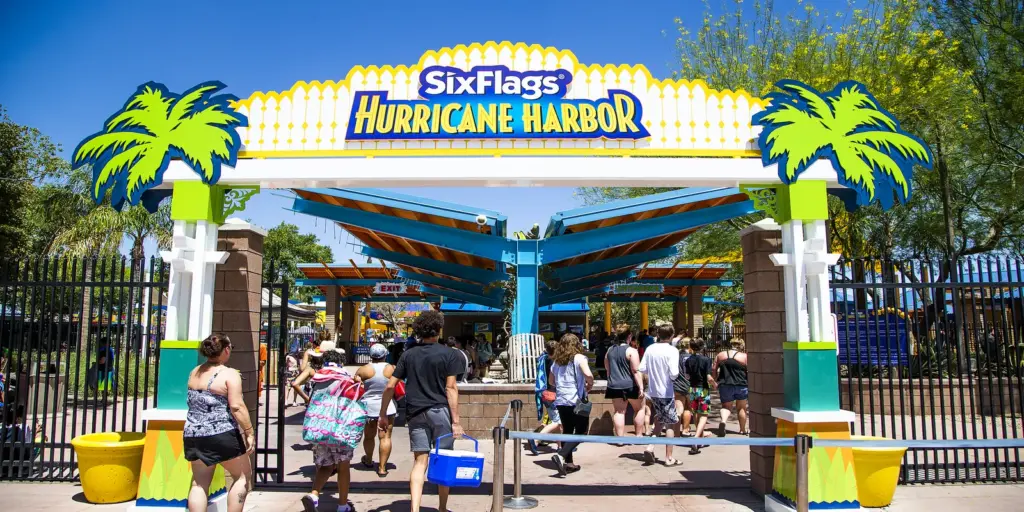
top-left (440, 301), bottom-right (589, 314)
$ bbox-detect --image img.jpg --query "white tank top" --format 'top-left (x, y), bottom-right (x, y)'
top-left (361, 362), bottom-right (397, 417)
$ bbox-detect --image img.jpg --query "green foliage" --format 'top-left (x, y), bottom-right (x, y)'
top-left (0, 107), bottom-right (71, 258)
top-left (263, 222), bottom-right (334, 303)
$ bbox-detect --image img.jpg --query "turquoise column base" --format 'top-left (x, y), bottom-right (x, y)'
top-left (783, 342), bottom-right (840, 412)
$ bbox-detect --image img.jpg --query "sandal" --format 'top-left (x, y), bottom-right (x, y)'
top-left (376, 468), bottom-right (389, 478)
top-left (664, 458), bottom-right (683, 467)
top-left (688, 446), bottom-right (702, 455)
top-left (360, 455), bottom-right (373, 468)
top-left (643, 450), bottom-right (656, 464)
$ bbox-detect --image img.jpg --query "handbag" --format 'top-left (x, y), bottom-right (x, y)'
top-left (302, 380), bottom-right (367, 449)
top-left (570, 357), bottom-right (592, 416)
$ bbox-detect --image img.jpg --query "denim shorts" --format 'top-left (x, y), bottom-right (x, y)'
top-left (543, 400), bottom-right (561, 424)
top-left (719, 385), bottom-right (749, 403)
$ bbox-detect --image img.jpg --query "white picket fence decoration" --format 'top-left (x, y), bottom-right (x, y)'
top-left (506, 333), bottom-right (546, 383)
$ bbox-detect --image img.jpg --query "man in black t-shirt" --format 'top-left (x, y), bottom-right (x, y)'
top-left (379, 310), bottom-right (463, 512)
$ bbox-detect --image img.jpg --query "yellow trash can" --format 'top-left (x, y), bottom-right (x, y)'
top-left (850, 435), bottom-right (907, 508)
top-left (71, 432), bottom-right (146, 504)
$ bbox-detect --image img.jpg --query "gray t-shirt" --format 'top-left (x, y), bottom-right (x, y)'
top-left (606, 344), bottom-right (635, 390)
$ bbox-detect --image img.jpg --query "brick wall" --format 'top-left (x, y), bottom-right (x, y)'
top-left (212, 220), bottom-right (266, 474)
top-left (457, 383), bottom-right (626, 438)
top-left (741, 219), bottom-right (786, 497)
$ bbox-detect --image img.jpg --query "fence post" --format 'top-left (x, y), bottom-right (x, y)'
top-left (795, 434), bottom-right (812, 512)
top-left (491, 425), bottom-right (507, 512)
top-left (504, 399), bottom-right (538, 509)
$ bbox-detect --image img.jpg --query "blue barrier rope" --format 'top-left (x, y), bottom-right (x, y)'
top-left (509, 431), bottom-right (1024, 450)
top-left (510, 431), bottom-right (794, 447)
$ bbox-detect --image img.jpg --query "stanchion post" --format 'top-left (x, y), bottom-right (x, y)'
top-left (504, 399), bottom-right (538, 509)
top-left (491, 425), bottom-right (507, 512)
top-left (794, 435), bottom-right (812, 512)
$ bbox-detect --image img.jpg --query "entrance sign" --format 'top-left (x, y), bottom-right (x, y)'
top-left (373, 282), bottom-right (407, 294)
top-left (234, 42), bottom-right (766, 158)
top-left (347, 65), bottom-right (649, 140)
top-left (611, 283), bottom-right (664, 294)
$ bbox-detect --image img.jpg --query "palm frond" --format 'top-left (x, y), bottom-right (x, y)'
top-left (779, 81), bottom-right (834, 122)
top-left (854, 144), bottom-right (908, 198)
top-left (94, 144), bottom-right (148, 197)
top-left (106, 87), bottom-right (173, 133)
top-left (168, 84), bottom-right (221, 123)
top-left (124, 144), bottom-right (172, 200)
top-left (764, 122), bottom-right (831, 180)
top-left (833, 147), bottom-right (877, 199)
top-left (74, 132), bottom-right (154, 164)
top-left (169, 122), bottom-right (237, 181)
top-left (847, 132), bottom-right (931, 163)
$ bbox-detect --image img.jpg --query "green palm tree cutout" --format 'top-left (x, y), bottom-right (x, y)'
top-left (752, 80), bottom-right (932, 208)
top-left (73, 81), bottom-right (247, 209)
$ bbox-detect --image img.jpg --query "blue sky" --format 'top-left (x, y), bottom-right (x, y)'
top-left (0, 0), bottom-right (835, 260)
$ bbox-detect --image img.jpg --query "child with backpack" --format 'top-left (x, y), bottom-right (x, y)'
top-left (300, 348), bottom-right (365, 512)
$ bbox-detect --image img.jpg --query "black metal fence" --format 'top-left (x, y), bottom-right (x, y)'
top-left (0, 256), bottom-right (167, 481)
top-left (830, 256), bottom-right (1024, 484)
top-left (254, 266), bottom-right (288, 485)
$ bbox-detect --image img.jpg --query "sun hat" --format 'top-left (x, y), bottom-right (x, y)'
top-left (369, 343), bottom-right (388, 359)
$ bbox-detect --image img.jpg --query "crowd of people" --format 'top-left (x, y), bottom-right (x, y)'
top-left (179, 316), bottom-right (746, 511)
top-left (532, 325), bottom-right (748, 474)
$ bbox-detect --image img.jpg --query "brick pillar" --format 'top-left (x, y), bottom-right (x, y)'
top-left (212, 220), bottom-right (266, 444)
top-left (325, 285), bottom-right (340, 342)
top-left (673, 301), bottom-right (686, 335)
top-left (741, 219), bottom-right (786, 496)
top-left (687, 285), bottom-right (703, 336)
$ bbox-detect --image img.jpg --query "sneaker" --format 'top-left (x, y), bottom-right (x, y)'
top-left (551, 454), bottom-right (567, 476)
top-left (643, 450), bottom-right (656, 465)
top-left (527, 439), bottom-right (539, 455)
top-left (716, 422), bottom-right (727, 437)
top-left (301, 493), bottom-right (319, 512)
top-left (337, 503), bottom-right (355, 512)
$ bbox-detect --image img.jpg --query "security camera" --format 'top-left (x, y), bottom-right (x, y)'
top-left (475, 215), bottom-right (488, 226)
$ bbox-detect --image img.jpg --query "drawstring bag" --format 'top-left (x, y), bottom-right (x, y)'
top-left (302, 379), bottom-right (367, 449)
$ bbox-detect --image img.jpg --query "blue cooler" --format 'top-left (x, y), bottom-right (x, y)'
top-left (426, 434), bottom-right (485, 488)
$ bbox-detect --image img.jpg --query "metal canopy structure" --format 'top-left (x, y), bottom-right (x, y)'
top-left (291, 186), bottom-right (751, 332)
top-left (295, 261), bottom-right (446, 302)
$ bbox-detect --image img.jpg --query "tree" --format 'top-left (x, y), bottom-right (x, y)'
top-left (263, 222), bottom-right (333, 303)
top-left (375, 302), bottom-right (409, 334)
top-left (0, 107), bottom-right (70, 258)
top-left (73, 82), bottom-right (245, 208)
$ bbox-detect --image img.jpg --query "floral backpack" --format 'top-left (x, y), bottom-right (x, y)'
top-left (301, 370), bottom-right (367, 448)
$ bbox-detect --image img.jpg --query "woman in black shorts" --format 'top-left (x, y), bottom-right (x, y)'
top-left (604, 331), bottom-right (646, 439)
top-left (183, 334), bottom-right (255, 512)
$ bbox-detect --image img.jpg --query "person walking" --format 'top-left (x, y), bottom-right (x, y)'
top-left (355, 344), bottom-right (397, 477)
top-left (673, 338), bottom-right (693, 436)
top-left (682, 338), bottom-right (717, 454)
top-left (475, 333), bottom-right (494, 380)
top-left (292, 342), bottom-right (335, 405)
top-left (285, 351), bottom-right (301, 406)
top-left (604, 331), bottom-right (646, 439)
top-left (377, 310), bottom-right (464, 512)
top-left (528, 340), bottom-right (562, 455)
top-left (639, 324), bottom-right (681, 466)
top-left (550, 333), bottom-right (594, 477)
top-left (183, 334), bottom-right (254, 512)
top-left (300, 348), bottom-right (361, 512)
top-left (713, 338), bottom-right (749, 436)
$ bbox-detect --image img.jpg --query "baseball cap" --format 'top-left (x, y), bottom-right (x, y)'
top-left (369, 343), bottom-right (388, 359)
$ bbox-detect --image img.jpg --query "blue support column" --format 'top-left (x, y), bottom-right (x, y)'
top-left (513, 240), bottom-right (540, 335)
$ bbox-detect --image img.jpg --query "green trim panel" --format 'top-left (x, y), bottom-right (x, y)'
top-left (160, 340), bottom-right (202, 349)
top-left (783, 341), bottom-right (838, 351)
top-left (171, 182), bottom-right (224, 222)
top-left (775, 180), bottom-right (828, 223)
top-left (784, 347), bottom-right (840, 411)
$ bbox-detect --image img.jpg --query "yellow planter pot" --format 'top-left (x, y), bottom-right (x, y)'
top-left (850, 435), bottom-right (907, 508)
top-left (71, 432), bottom-right (146, 504)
